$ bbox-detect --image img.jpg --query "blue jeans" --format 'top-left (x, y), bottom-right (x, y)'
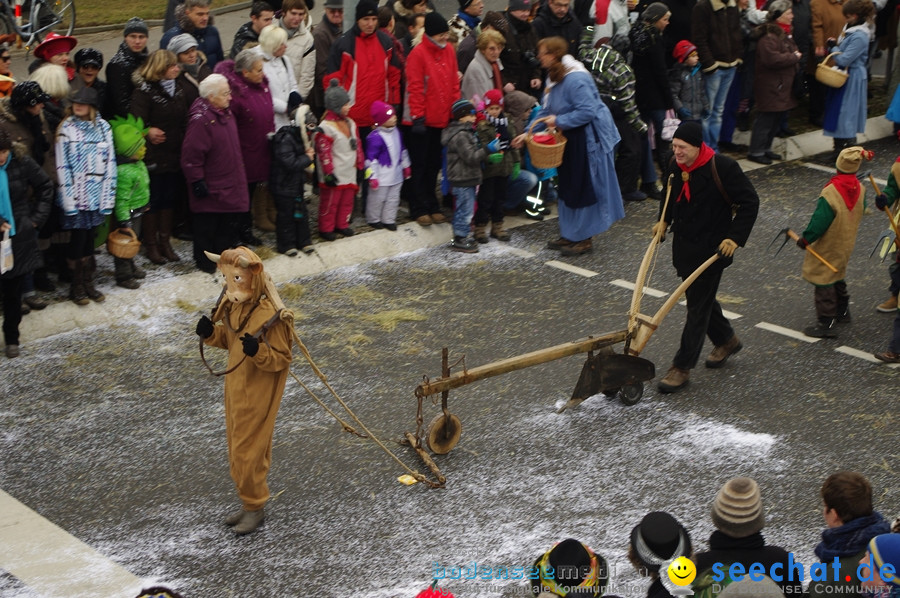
top-left (702, 67), bottom-right (736, 152)
top-left (503, 170), bottom-right (539, 211)
top-left (452, 185), bottom-right (476, 238)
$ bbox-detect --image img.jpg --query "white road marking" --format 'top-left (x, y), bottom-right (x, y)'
top-left (835, 345), bottom-right (900, 367)
top-left (545, 260), bottom-right (598, 277)
top-left (501, 246), bottom-right (536, 258)
top-left (755, 321), bottom-right (822, 342)
top-left (609, 279), bottom-right (668, 297)
top-left (0, 489), bottom-right (143, 598)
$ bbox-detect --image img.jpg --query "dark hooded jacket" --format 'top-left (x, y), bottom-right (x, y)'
top-left (129, 71), bottom-right (190, 173)
top-left (532, 4), bottom-right (583, 57)
top-left (0, 149), bottom-right (54, 279)
top-left (105, 41), bottom-right (149, 118)
top-left (160, 3), bottom-right (225, 70)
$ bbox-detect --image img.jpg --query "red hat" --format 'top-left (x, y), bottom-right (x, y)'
top-left (483, 88), bottom-right (504, 107)
top-left (34, 32), bottom-right (77, 62)
top-left (673, 39), bottom-right (696, 63)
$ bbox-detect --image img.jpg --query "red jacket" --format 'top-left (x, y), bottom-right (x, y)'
top-left (402, 36), bottom-right (460, 129)
top-left (323, 25), bottom-right (402, 128)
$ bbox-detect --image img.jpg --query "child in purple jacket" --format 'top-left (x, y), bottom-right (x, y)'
top-left (364, 100), bottom-right (410, 231)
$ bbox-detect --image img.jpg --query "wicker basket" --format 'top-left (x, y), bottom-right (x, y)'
top-left (106, 227), bottom-right (141, 259)
top-left (815, 53), bottom-right (848, 89)
top-left (526, 117), bottom-right (567, 169)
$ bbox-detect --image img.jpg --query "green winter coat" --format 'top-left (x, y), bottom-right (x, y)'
top-left (114, 159), bottom-right (150, 223)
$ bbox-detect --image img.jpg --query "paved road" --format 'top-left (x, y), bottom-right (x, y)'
top-left (1, 132), bottom-right (899, 597)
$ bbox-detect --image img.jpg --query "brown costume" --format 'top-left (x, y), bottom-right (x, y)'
top-left (203, 247), bottom-right (293, 515)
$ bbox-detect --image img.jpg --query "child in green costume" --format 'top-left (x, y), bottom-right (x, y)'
top-left (108, 114), bottom-right (150, 289)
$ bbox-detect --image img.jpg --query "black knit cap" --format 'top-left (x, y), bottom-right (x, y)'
top-left (425, 12), bottom-right (450, 36)
top-left (0, 128), bottom-right (11, 152)
top-left (123, 17), bottom-right (149, 36)
top-left (673, 121), bottom-right (703, 147)
top-left (355, 0), bottom-right (378, 20)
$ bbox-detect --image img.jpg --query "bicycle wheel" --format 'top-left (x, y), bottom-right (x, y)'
top-left (31, 0), bottom-right (75, 42)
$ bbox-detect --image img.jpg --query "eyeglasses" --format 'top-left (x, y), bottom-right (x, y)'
top-left (0, 56), bottom-right (10, 61)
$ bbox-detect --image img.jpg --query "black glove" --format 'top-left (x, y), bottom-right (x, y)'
top-left (196, 315), bottom-right (214, 339)
top-left (797, 237), bottom-right (810, 249)
top-left (240, 333), bottom-right (259, 357)
top-left (876, 193), bottom-right (890, 211)
top-left (411, 117), bottom-right (426, 136)
top-left (324, 173), bottom-right (337, 187)
top-left (826, 38), bottom-right (837, 50)
top-left (288, 91), bottom-right (302, 114)
top-left (192, 179), bottom-right (209, 198)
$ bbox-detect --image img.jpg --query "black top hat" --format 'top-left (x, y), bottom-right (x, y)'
top-left (630, 511), bottom-right (693, 573)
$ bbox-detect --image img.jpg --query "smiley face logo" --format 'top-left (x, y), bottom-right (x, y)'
top-left (667, 556), bottom-right (697, 587)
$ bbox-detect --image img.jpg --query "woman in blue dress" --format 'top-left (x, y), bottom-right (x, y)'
top-left (513, 36), bottom-right (624, 256)
top-left (823, 0), bottom-right (873, 157)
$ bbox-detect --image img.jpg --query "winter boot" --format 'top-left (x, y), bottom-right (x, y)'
top-left (82, 256), bottom-right (105, 302)
top-left (224, 507), bottom-right (246, 526)
top-left (233, 508), bottom-right (265, 535)
top-left (804, 317), bottom-right (837, 338)
top-left (159, 209), bottom-right (181, 262)
top-left (130, 258), bottom-right (147, 279)
top-left (836, 306), bottom-right (851, 324)
top-left (67, 259), bottom-right (90, 306)
top-left (705, 335), bottom-right (742, 368)
top-left (546, 237), bottom-right (574, 250)
top-left (114, 257), bottom-right (140, 289)
top-left (490, 220), bottom-right (510, 242)
top-left (560, 238), bottom-right (593, 256)
top-left (252, 187), bottom-right (276, 232)
top-left (142, 212), bottom-right (167, 264)
top-left (474, 224), bottom-right (489, 244)
top-left (239, 212), bottom-right (262, 246)
top-left (876, 295), bottom-right (898, 312)
top-left (450, 236), bottom-right (479, 253)
top-left (657, 366), bottom-right (690, 393)
top-left (264, 189), bottom-right (278, 231)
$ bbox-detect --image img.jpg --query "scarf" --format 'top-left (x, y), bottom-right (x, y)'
top-left (161, 78), bottom-right (176, 97)
top-left (829, 173), bottom-right (861, 210)
top-left (486, 113), bottom-right (510, 149)
top-left (457, 11), bottom-right (481, 30)
top-left (0, 155), bottom-right (13, 237)
top-left (815, 513), bottom-right (890, 561)
top-left (676, 143), bottom-right (716, 203)
top-left (491, 60), bottom-right (503, 90)
top-left (595, 0), bottom-right (612, 24)
top-left (182, 61), bottom-right (202, 79)
top-left (778, 22), bottom-right (792, 35)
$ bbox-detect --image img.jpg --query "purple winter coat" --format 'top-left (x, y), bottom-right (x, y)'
top-left (214, 60), bottom-right (275, 184)
top-left (181, 96), bottom-right (249, 214)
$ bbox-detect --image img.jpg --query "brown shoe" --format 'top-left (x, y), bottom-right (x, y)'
top-left (705, 335), bottom-right (743, 368)
top-left (490, 220), bottom-right (510, 242)
top-left (474, 224), bottom-right (489, 244)
top-left (877, 295), bottom-right (898, 312)
top-left (658, 366), bottom-right (690, 393)
top-left (416, 214), bottom-right (433, 226)
top-left (546, 237), bottom-right (574, 250)
top-left (560, 238), bottom-right (592, 256)
top-left (224, 508), bottom-right (246, 526)
top-left (430, 212), bottom-right (447, 224)
top-left (874, 351), bottom-right (900, 364)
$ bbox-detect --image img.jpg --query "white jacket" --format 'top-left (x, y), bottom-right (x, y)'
top-left (254, 46), bottom-right (300, 130)
top-left (280, 17), bottom-right (316, 101)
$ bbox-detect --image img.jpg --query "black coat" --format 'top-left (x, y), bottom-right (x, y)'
top-left (694, 531), bottom-right (805, 597)
top-left (130, 73), bottom-right (190, 173)
top-left (269, 124), bottom-right (313, 198)
top-left (106, 41), bottom-right (149, 118)
top-left (631, 20), bottom-right (674, 112)
top-left (532, 4), bottom-right (583, 56)
top-left (662, 153), bottom-right (759, 277)
top-left (500, 12), bottom-right (542, 98)
top-left (0, 152), bottom-right (53, 279)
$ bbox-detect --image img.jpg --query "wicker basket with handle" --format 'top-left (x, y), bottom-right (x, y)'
top-left (106, 227), bottom-right (141, 259)
top-left (815, 53), bottom-right (848, 89)
top-left (526, 116), bottom-right (567, 169)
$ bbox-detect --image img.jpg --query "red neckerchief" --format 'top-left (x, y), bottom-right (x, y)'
top-left (778, 22), bottom-right (792, 35)
top-left (894, 156), bottom-right (900, 163)
top-left (676, 143), bottom-right (716, 203)
top-left (829, 173), bottom-right (861, 210)
top-left (595, 0), bottom-right (611, 24)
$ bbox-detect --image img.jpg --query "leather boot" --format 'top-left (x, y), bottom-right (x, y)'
top-left (82, 256), bottom-right (105, 302)
top-left (142, 212), bottom-right (167, 264)
top-left (233, 508), bottom-right (265, 535)
top-left (658, 366), bottom-right (690, 393)
top-left (490, 220), bottom-right (510, 242)
top-left (804, 317), bottom-right (837, 338)
top-left (129, 258), bottom-right (147, 279)
top-left (114, 257), bottom-right (140, 289)
top-left (67, 258), bottom-right (89, 306)
top-left (474, 224), bottom-right (489, 244)
top-left (560, 238), bottom-right (593, 256)
top-left (239, 212), bottom-right (262, 246)
top-left (264, 188), bottom-right (278, 231)
top-left (159, 209), bottom-right (181, 262)
top-left (224, 507), bottom-right (246, 526)
top-left (252, 186), bottom-right (276, 232)
top-left (705, 335), bottom-right (742, 368)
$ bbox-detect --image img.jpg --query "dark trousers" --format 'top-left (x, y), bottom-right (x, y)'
top-left (273, 193), bottom-right (312, 253)
top-left (406, 127), bottom-right (443, 218)
top-left (192, 212), bottom-right (241, 272)
top-left (888, 260), bottom-right (900, 296)
top-left (814, 280), bottom-right (849, 319)
top-left (749, 110), bottom-right (785, 157)
top-left (890, 310), bottom-right (900, 353)
top-left (614, 115), bottom-right (642, 193)
top-left (673, 269), bottom-right (735, 370)
top-left (475, 175), bottom-right (507, 226)
top-left (67, 227), bottom-right (96, 260)
top-left (1, 275), bottom-right (24, 346)
top-left (149, 171), bottom-right (185, 212)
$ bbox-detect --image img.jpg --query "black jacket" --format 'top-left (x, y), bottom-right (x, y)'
top-left (532, 4), bottom-right (583, 56)
top-left (106, 41), bottom-right (149, 118)
top-left (269, 124), bottom-right (313, 198)
top-left (230, 21), bottom-right (260, 58)
top-left (0, 152), bottom-right (53, 279)
top-left (662, 153), bottom-right (759, 277)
